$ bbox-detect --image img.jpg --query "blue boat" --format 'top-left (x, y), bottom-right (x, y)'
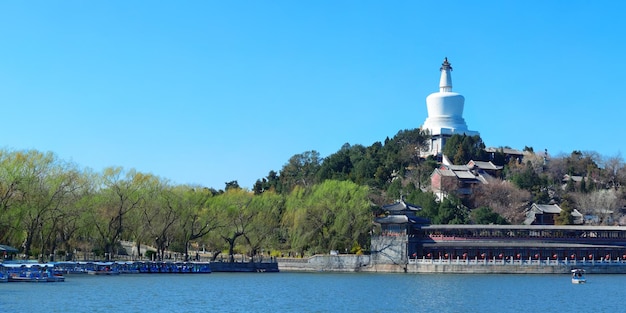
top-left (3, 263), bottom-right (65, 282)
top-left (87, 262), bottom-right (121, 275)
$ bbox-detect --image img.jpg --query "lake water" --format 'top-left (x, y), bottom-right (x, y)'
top-left (1, 272), bottom-right (624, 312)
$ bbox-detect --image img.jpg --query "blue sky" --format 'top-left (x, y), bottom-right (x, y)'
top-left (1, 1), bottom-right (625, 189)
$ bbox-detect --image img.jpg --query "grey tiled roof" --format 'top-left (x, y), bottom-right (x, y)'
top-left (382, 200), bottom-right (422, 212)
top-left (533, 204), bottom-right (562, 214)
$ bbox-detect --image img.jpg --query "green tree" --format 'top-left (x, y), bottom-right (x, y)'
top-left (243, 191), bottom-right (284, 258)
top-left (282, 180), bottom-right (371, 256)
top-left (253, 170), bottom-right (281, 195)
top-left (510, 161), bottom-right (545, 191)
top-left (433, 196), bottom-right (469, 224)
top-left (442, 134), bottom-right (487, 164)
top-left (317, 143), bottom-right (353, 182)
top-left (470, 207), bottom-right (509, 225)
top-left (279, 151), bottom-right (322, 192)
top-left (88, 167), bottom-right (149, 258)
top-left (12, 150), bottom-right (82, 259)
top-left (408, 189), bottom-right (438, 222)
top-left (140, 176), bottom-right (180, 261)
top-left (555, 200), bottom-right (574, 225)
top-left (210, 189), bottom-right (256, 262)
top-left (174, 186), bottom-right (221, 261)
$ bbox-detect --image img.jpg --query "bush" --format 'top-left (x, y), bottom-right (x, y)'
top-left (144, 250), bottom-right (156, 260)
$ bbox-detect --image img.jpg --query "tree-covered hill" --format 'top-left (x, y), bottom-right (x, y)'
top-left (1, 131), bottom-right (625, 261)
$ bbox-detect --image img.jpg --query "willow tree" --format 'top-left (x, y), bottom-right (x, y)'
top-left (0, 149), bottom-right (28, 245)
top-left (9, 150), bottom-right (84, 259)
top-left (243, 190), bottom-right (284, 258)
top-left (283, 180), bottom-right (372, 256)
top-left (279, 150), bottom-right (322, 192)
top-left (209, 189), bottom-right (256, 262)
top-left (136, 175), bottom-right (178, 261)
top-left (56, 169), bottom-right (96, 261)
top-left (88, 167), bottom-right (150, 258)
top-left (173, 186), bottom-right (221, 261)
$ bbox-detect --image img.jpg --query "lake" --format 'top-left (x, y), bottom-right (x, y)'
top-left (1, 272), bottom-right (624, 312)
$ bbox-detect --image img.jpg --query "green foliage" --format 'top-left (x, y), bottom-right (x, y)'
top-left (282, 180), bottom-right (372, 255)
top-left (510, 161), bottom-right (545, 190)
top-left (225, 180), bottom-right (240, 191)
top-left (433, 196), bottom-right (470, 224)
top-left (144, 250), bottom-right (156, 260)
top-left (565, 151), bottom-right (599, 176)
top-left (442, 134), bottom-right (487, 164)
top-left (555, 200), bottom-right (574, 225)
top-left (350, 241), bottom-right (363, 255)
top-left (490, 148), bottom-right (507, 166)
top-left (407, 189), bottom-right (438, 222)
top-left (4, 122), bottom-right (626, 263)
top-left (279, 151), bottom-right (322, 192)
top-left (470, 207), bottom-right (509, 225)
top-left (253, 170), bottom-right (281, 195)
top-left (386, 179), bottom-right (403, 200)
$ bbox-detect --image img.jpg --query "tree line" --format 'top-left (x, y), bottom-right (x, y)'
top-left (0, 149), bottom-right (373, 261)
top-left (2, 129), bottom-right (625, 261)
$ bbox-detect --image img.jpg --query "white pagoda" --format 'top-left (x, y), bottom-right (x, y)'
top-left (421, 57), bottom-right (479, 157)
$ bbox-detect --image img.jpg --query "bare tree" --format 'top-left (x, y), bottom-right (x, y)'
top-left (471, 177), bottom-right (532, 224)
top-left (575, 189), bottom-right (619, 225)
top-left (601, 153), bottom-right (624, 190)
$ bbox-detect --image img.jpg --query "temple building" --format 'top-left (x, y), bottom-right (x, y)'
top-left (421, 58), bottom-right (479, 157)
top-left (371, 199), bottom-right (626, 271)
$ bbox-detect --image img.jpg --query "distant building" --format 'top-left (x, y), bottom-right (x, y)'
top-left (430, 158), bottom-right (502, 199)
top-left (371, 199), bottom-right (428, 265)
top-left (371, 200), bottom-right (625, 268)
top-left (523, 203), bottom-right (584, 225)
top-left (484, 147), bottom-right (525, 164)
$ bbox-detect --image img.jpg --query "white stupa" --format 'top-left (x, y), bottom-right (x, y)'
top-left (421, 57), bottom-right (479, 156)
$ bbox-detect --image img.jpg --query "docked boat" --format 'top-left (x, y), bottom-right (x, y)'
top-left (3, 263), bottom-right (65, 282)
top-left (0, 266), bottom-right (8, 283)
top-left (571, 268), bottom-right (586, 284)
top-left (87, 262), bottom-right (120, 275)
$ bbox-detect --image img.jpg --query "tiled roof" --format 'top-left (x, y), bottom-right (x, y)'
top-left (455, 171), bottom-right (478, 180)
top-left (382, 200), bottom-right (421, 212)
top-left (446, 164), bottom-right (470, 171)
top-left (532, 204), bottom-right (562, 214)
top-left (436, 169), bottom-right (457, 177)
top-left (375, 215), bottom-right (409, 224)
top-left (469, 160), bottom-right (503, 171)
top-left (485, 147), bottom-right (524, 155)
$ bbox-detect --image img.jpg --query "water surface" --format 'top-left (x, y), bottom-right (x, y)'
top-left (1, 272), bottom-right (623, 312)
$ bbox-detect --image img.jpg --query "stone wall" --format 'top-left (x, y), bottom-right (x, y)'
top-left (210, 261), bottom-right (279, 272)
top-left (370, 235), bottom-right (407, 265)
top-left (278, 255), bottom-right (370, 272)
top-left (278, 255), bottom-right (626, 274)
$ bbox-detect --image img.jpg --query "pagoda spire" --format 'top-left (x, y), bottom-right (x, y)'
top-left (439, 57), bottom-right (453, 92)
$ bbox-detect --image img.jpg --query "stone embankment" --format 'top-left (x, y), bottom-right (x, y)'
top-left (278, 255), bottom-right (626, 274)
top-left (210, 261), bottom-right (278, 272)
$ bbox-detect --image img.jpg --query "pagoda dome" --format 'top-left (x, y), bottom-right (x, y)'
top-left (422, 57), bottom-right (477, 137)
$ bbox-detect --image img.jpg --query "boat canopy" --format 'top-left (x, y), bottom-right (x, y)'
top-left (0, 245), bottom-right (19, 253)
top-left (2, 263), bottom-right (54, 268)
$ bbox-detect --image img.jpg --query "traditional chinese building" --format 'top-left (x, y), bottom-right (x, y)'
top-left (371, 200), bottom-right (624, 269)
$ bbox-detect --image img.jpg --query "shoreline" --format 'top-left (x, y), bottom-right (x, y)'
top-left (277, 255), bottom-right (626, 274)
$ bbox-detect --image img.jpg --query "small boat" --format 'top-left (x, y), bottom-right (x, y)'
top-left (87, 262), bottom-right (120, 275)
top-left (0, 269), bottom-right (8, 283)
top-left (571, 268), bottom-right (586, 284)
top-left (2, 263), bottom-right (65, 282)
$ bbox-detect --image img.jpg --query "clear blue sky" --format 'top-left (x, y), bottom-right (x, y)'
top-left (1, 1), bottom-right (625, 189)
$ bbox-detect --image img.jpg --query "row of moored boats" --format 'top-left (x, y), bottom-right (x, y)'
top-left (0, 260), bottom-right (213, 282)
